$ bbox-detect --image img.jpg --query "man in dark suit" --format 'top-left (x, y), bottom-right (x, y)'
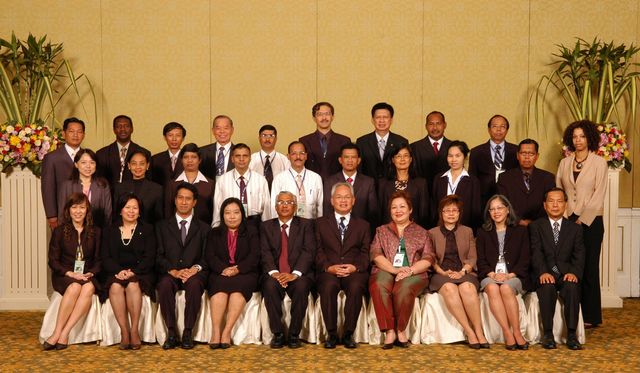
top-left (151, 122), bottom-right (186, 187)
top-left (316, 182), bottom-right (371, 349)
top-left (261, 191), bottom-right (316, 349)
top-left (199, 114), bottom-right (235, 180)
top-left (410, 111), bottom-right (452, 188)
top-left (323, 143), bottom-right (379, 230)
top-left (299, 102), bottom-right (351, 180)
top-left (497, 139), bottom-right (555, 226)
top-left (41, 117), bottom-right (85, 229)
top-left (96, 115), bottom-right (147, 192)
top-left (530, 187), bottom-right (585, 350)
top-left (355, 102), bottom-right (408, 181)
top-left (156, 182), bottom-right (210, 350)
top-left (469, 114), bottom-right (519, 209)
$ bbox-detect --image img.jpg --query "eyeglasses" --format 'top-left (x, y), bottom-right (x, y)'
top-left (518, 151), bottom-right (537, 157)
top-left (289, 151), bottom-right (306, 156)
top-left (489, 206), bottom-right (507, 212)
top-left (260, 134), bottom-right (276, 138)
top-left (442, 208), bottom-right (459, 214)
top-left (394, 154), bottom-right (411, 160)
top-left (276, 200), bottom-right (296, 206)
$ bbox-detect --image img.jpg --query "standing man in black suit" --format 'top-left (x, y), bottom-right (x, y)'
top-left (323, 143), bottom-right (379, 229)
top-left (355, 102), bottom-right (408, 181)
top-left (299, 102), bottom-right (351, 180)
top-left (96, 115), bottom-right (147, 192)
top-left (497, 139), bottom-right (555, 227)
top-left (155, 182), bottom-right (210, 350)
top-left (199, 115), bottom-right (235, 180)
top-left (469, 114), bottom-right (518, 208)
top-left (411, 111), bottom-right (452, 188)
top-left (151, 122), bottom-right (186, 188)
top-left (316, 182), bottom-right (371, 349)
top-left (41, 117), bottom-right (85, 229)
top-left (530, 187), bottom-right (585, 350)
top-left (261, 191), bottom-right (316, 349)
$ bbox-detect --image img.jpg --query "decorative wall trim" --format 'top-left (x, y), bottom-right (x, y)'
top-left (616, 208), bottom-right (640, 298)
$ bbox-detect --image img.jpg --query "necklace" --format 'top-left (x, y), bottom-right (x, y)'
top-left (120, 224), bottom-right (137, 246)
top-left (575, 153), bottom-right (588, 170)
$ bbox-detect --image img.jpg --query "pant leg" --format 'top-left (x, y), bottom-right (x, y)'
top-left (580, 216), bottom-right (603, 325)
top-left (285, 276), bottom-right (312, 336)
top-left (341, 272), bottom-right (368, 334)
top-left (182, 275), bottom-right (205, 330)
top-left (317, 272), bottom-right (341, 335)
top-left (369, 271), bottom-right (396, 331)
top-left (559, 280), bottom-right (581, 331)
top-left (157, 275), bottom-right (179, 333)
top-left (392, 274), bottom-right (426, 332)
top-left (262, 276), bottom-right (286, 334)
top-left (536, 283), bottom-right (559, 333)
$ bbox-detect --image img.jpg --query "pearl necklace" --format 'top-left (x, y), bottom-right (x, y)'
top-left (120, 224), bottom-right (137, 246)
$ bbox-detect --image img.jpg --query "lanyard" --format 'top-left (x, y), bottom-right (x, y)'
top-left (289, 169), bottom-right (307, 195)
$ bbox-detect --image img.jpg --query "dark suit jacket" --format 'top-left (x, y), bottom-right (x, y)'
top-left (41, 147), bottom-right (75, 219)
top-left (260, 216), bottom-right (316, 278)
top-left (150, 151), bottom-right (184, 187)
top-left (315, 215), bottom-right (371, 273)
top-left (101, 223), bottom-right (156, 276)
top-left (432, 173), bottom-right (481, 230)
top-left (410, 136), bottom-right (452, 188)
top-left (530, 217), bottom-right (585, 281)
top-left (155, 215), bottom-right (211, 281)
top-left (322, 172), bottom-right (379, 228)
top-left (476, 225), bottom-right (531, 289)
top-left (299, 130), bottom-right (351, 180)
top-left (468, 141), bottom-right (518, 203)
top-left (113, 179), bottom-right (164, 225)
top-left (96, 141), bottom-right (148, 191)
top-left (355, 131), bottom-right (408, 180)
top-left (378, 177), bottom-right (430, 229)
top-left (199, 142), bottom-right (235, 180)
top-left (205, 224), bottom-right (260, 275)
top-left (497, 167), bottom-right (555, 223)
top-left (58, 179), bottom-right (112, 228)
top-left (48, 224), bottom-right (101, 293)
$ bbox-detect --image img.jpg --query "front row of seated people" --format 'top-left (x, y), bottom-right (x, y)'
top-left (43, 183), bottom-right (584, 351)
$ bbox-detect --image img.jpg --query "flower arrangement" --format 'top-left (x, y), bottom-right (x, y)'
top-left (0, 121), bottom-right (63, 176)
top-left (562, 122), bottom-right (632, 172)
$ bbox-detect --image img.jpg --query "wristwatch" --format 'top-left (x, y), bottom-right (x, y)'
top-left (461, 268), bottom-right (467, 275)
top-left (194, 264), bottom-right (202, 272)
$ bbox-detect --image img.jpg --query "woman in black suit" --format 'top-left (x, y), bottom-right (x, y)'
top-left (432, 140), bottom-right (481, 231)
top-left (206, 197), bottom-right (260, 349)
top-left (44, 193), bottom-right (101, 350)
top-left (476, 194), bottom-right (530, 350)
top-left (113, 149), bottom-right (163, 224)
top-left (378, 144), bottom-right (430, 228)
top-left (101, 193), bottom-right (156, 350)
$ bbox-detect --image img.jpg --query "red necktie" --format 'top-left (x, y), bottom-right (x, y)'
top-left (433, 141), bottom-right (439, 156)
top-left (347, 177), bottom-right (353, 185)
top-left (278, 223), bottom-right (290, 273)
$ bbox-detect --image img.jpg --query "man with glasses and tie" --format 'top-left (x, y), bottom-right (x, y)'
top-left (155, 182), bottom-right (210, 350)
top-left (212, 143), bottom-right (271, 228)
top-left (271, 141), bottom-right (324, 219)
top-left (530, 187), bottom-right (585, 350)
top-left (497, 139), bottom-right (555, 227)
top-left (151, 122), bottom-right (186, 187)
top-left (260, 191), bottom-right (316, 349)
top-left (249, 124), bottom-right (290, 191)
top-left (355, 102), bottom-right (408, 181)
top-left (299, 102), bottom-right (350, 180)
top-left (41, 117), bottom-right (86, 229)
top-left (315, 182), bottom-right (371, 349)
top-left (469, 114), bottom-right (518, 209)
top-left (200, 114), bottom-right (235, 180)
top-left (410, 111), bottom-right (452, 189)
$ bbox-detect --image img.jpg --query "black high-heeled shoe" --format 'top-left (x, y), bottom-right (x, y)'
top-left (516, 341), bottom-right (529, 350)
top-left (505, 343), bottom-right (517, 350)
top-left (55, 343), bottom-right (68, 350)
top-left (382, 343), bottom-right (394, 350)
top-left (393, 339), bottom-right (410, 348)
top-left (42, 341), bottom-right (56, 351)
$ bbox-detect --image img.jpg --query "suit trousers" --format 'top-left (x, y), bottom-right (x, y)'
top-left (157, 274), bottom-right (205, 333)
top-left (262, 275), bottom-right (313, 336)
top-left (369, 271), bottom-right (426, 332)
top-left (316, 271), bottom-right (368, 335)
top-left (536, 280), bottom-right (581, 333)
top-left (572, 215), bottom-right (604, 325)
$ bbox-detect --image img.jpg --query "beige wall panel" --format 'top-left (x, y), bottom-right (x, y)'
top-left (1, 0), bottom-right (103, 149)
top-left (529, 0), bottom-right (639, 206)
top-left (101, 0), bottom-right (211, 154)
top-left (317, 0), bottom-right (423, 142)
top-left (210, 0), bottom-right (317, 152)
top-left (634, 0), bottom-right (640, 207)
top-left (422, 0), bottom-right (529, 148)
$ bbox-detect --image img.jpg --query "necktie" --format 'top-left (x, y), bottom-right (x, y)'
top-left (523, 172), bottom-right (531, 191)
top-left (180, 220), bottom-right (187, 245)
top-left (346, 177), bottom-right (353, 185)
top-left (279, 223), bottom-right (290, 273)
top-left (321, 136), bottom-right (328, 158)
top-left (378, 138), bottom-right (386, 160)
top-left (296, 174), bottom-right (306, 203)
top-left (216, 146), bottom-right (225, 176)
top-left (494, 145), bottom-right (503, 170)
top-left (119, 146), bottom-right (128, 182)
top-left (239, 175), bottom-right (247, 203)
top-left (553, 221), bottom-right (560, 245)
top-left (433, 141), bottom-right (439, 156)
top-left (171, 155), bottom-right (177, 171)
top-left (264, 154), bottom-right (273, 190)
top-left (338, 217), bottom-right (347, 242)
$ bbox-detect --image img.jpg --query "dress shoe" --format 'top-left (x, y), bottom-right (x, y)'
top-left (566, 334), bottom-right (582, 350)
top-left (516, 341), bottom-right (529, 350)
top-left (479, 342), bottom-right (491, 349)
top-left (130, 343), bottom-right (141, 350)
top-left (505, 343), bottom-right (517, 351)
top-left (42, 341), bottom-right (56, 351)
top-left (343, 332), bottom-right (357, 349)
top-left (162, 335), bottom-right (179, 350)
top-left (382, 343), bottom-right (394, 350)
top-left (393, 339), bottom-right (409, 348)
top-left (270, 333), bottom-right (285, 349)
top-left (119, 342), bottom-right (131, 350)
top-left (288, 334), bottom-right (302, 349)
top-left (324, 334), bottom-right (338, 349)
top-left (209, 343), bottom-right (221, 350)
top-left (181, 330), bottom-right (195, 349)
top-left (55, 343), bottom-right (68, 350)
top-left (541, 334), bottom-right (557, 349)
top-left (219, 343), bottom-right (231, 349)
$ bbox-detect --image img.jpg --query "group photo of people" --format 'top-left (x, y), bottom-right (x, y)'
top-left (39, 101), bottom-right (606, 353)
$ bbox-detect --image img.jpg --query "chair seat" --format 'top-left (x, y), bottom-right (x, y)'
top-left (420, 292), bottom-right (465, 344)
top-left (100, 295), bottom-right (156, 346)
top-left (154, 291), bottom-right (210, 345)
top-left (259, 293), bottom-right (317, 345)
top-left (314, 291), bottom-right (369, 344)
top-left (524, 292), bottom-right (586, 344)
top-left (368, 296), bottom-right (421, 345)
top-left (479, 292), bottom-right (527, 344)
top-left (39, 291), bottom-right (102, 345)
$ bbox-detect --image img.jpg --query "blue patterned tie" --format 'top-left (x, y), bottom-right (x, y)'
top-left (321, 136), bottom-right (328, 158)
top-left (553, 221), bottom-right (560, 245)
top-left (339, 217), bottom-right (347, 242)
top-left (494, 145), bottom-right (503, 169)
top-left (216, 146), bottom-right (225, 176)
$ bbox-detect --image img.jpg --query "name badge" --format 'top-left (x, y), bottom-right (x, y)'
top-left (495, 262), bottom-right (507, 274)
top-left (393, 253), bottom-right (405, 268)
top-left (74, 260), bottom-right (85, 274)
top-left (495, 168), bottom-right (505, 183)
top-left (243, 203), bottom-right (249, 216)
top-left (297, 204), bottom-right (306, 217)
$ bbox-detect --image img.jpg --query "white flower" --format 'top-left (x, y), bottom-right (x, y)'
top-left (5, 126), bottom-right (14, 133)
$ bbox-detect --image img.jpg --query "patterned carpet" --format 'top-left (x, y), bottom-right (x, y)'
top-left (1, 299), bottom-right (638, 372)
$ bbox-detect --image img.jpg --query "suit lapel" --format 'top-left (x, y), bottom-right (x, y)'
top-left (183, 218), bottom-right (199, 247)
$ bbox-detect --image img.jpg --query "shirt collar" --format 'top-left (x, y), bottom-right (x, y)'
top-left (217, 142), bottom-right (231, 152)
top-left (334, 212), bottom-right (351, 224)
top-left (168, 149), bottom-right (180, 158)
top-left (176, 171), bottom-right (209, 183)
top-left (376, 132), bottom-right (389, 142)
top-left (260, 149), bottom-right (275, 158)
top-left (442, 169), bottom-right (469, 178)
top-left (490, 140), bottom-right (505, 149)
top-left (117, 142), bottom-right (131, 153)
top-left (233, 168), bottom-right (250, 180)
top-left (549, 217), bottom-right (563, 227)
top-left (64, 144), bottom-right (79, 159)
top-left (278, 217), bottom-right (293, 227)
top-left (428, 137), bottom-right (443, 146)
top-left (176, 212), bottom-right (193, 225)
top-left (343, 171), bottom-right (357, 181)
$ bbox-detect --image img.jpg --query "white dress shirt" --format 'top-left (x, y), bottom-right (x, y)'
top-left (441, 169), bottom-right (470, 195)
top-left (212, 169), bottom-right (272, 227)
top-left (249, 150), bottom-right (291, 177)
top-left (64, 144), bottom-right (79, 161)
top-left (175, 212), bottom-right (194, 232)
top-left (175, 171), bottom-right (209, 184)
top-left (271, 167), bottom-right (323, 219)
